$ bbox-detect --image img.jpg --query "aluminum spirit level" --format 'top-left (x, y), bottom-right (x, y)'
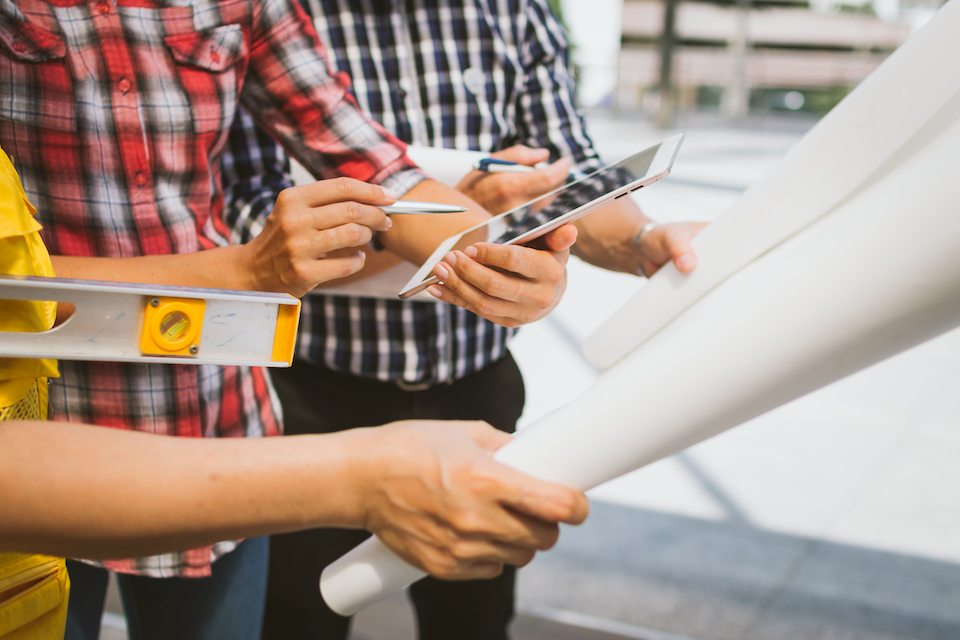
top-left (0, 275), bottom-right (300, 367)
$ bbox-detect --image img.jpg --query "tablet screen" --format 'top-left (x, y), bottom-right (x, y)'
top-left (412, 143), bottom-right (662, 274)
top-left (400, 134), bottom-right (681, 298)
top-left (487, 143), bottom-right (661, 245)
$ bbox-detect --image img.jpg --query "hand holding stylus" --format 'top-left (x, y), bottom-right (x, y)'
top-left (457, 145), bottom-right (572, 215)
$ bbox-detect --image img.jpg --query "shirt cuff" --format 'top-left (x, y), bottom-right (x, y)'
top-left (378, 166), bottom-right (427, 198)
top-left (371, 167), bottom-right (428, 251)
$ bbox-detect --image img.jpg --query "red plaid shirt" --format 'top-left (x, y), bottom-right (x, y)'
top-left (0, 0), bottom-right (423, 576)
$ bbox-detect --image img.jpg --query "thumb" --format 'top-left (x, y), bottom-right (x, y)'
top-left (661, 228), bottom-right (698, 272)
top-left (673, 247), bottom-right (698, 273)
top-left (462, 420), bottom-right (515, 452)
top-left (541, 224), bottom-right (578, 252)
top-left (490, 145), bottom-right (551, 167)
top-left (542, 157), bottom-right (573, 184)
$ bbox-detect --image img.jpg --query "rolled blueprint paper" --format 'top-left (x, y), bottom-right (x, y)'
top-left (320, 114), bottom-right (960, 617)
top-left (584, 0), bottom-right (960, 369)
top-left (319, 1), bottom-right (960, 614)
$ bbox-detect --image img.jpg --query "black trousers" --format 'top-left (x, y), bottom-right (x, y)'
top-left (262, 353), bottom-right (526, 640)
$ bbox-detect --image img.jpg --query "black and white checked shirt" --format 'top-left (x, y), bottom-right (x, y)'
top-left (221, 0), bottom-right (603, 385)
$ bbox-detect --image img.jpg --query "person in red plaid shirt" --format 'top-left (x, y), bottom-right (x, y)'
top-left (0, 0), bottom-right (583, 635)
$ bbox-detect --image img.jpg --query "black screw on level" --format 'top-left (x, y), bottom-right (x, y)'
top-left (189, 345), bottom-right (199, 355)
top-left (150, 298), bottom-right (160, 307)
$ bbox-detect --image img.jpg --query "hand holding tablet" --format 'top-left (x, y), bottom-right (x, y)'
top-left (399, 133), bottom-right (685, 299)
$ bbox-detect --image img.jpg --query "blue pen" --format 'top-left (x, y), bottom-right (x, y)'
top-left (472, 158), bottom-right (536, 173)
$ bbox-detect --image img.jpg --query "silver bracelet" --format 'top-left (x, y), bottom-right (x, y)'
top-left (633, 221), bottom-right (659, 248)
top-left (633, 221), bottom-right (659, 278)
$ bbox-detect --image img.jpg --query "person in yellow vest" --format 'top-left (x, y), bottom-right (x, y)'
top-left (0, 147), bottom-right (71, 639)
top-left (0, 144), bottom-right (588, 638)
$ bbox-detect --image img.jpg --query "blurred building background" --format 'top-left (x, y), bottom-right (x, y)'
top-left (560, 0), bottom-right (942, 124)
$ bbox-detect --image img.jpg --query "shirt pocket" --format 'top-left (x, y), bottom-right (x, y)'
top-left (163, 24), bottom-right (247, 134)
top-left (0, 21), bottom-right (77, 132)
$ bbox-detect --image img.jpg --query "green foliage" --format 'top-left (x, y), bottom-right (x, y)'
top-left (546, 0), bottom-right (565, 26)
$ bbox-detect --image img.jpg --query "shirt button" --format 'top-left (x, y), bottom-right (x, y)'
top-left (135, 172), bottom-right (147, 187)
top-left (97, 1), bottom-right (110, 14)
top-left (210, 50), bottom-right (221, 64)
top-left (118, 78), bottom-right (131, 94)
top-left (397, 87), bottom-right (407, 98)
top-left (12, 40), bottom-right (26, 53)
top-left (463, 67), bottom-right (485, 95)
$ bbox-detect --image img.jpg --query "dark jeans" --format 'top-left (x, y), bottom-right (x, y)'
top-left (263, 353), bottom-right (526, 640)
top-left (65, 537), bottom-right (268, 640)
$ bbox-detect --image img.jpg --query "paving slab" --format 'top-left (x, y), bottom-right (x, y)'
top-left (518, 502), bottom-right (960, 640)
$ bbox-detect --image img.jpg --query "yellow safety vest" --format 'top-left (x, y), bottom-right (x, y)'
top-left (0, 144), bottom-right (70, 640)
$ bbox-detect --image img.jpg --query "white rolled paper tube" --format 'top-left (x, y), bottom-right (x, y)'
top-left (320, 530), bottom-right (427, 616)
top-left (320, 119), bottom-right (960, 615)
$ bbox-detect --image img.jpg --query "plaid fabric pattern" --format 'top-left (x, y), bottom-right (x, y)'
top-left (0, 0), bottom-right (422, 576)
top-left (221, 0), bottom-right (602, 385)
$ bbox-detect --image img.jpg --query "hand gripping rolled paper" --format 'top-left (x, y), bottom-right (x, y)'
top-left (320, 0), bottom-right (960, 615)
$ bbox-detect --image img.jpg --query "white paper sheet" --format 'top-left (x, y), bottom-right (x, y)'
top-left (321, 122), bottom-right (960, 615)
top-left (583, 0), bottom-right (960, 369)
top-left (405, 146), bottom-right (488, 187)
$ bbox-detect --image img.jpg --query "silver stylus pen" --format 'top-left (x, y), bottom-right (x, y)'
top-left (380, 201), bottom-right (468, 214)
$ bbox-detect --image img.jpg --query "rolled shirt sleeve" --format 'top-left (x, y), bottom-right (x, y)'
top-left (517, 0), bottom-right (604, 178)
top-left (240, 0), bottom-right (425, 194)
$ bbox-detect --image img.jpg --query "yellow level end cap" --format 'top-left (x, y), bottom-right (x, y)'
top-left (272, 300), bottom-right (301, 365)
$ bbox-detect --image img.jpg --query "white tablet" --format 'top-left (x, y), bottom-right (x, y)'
top-left (399, 132), bottom-right (684, 299)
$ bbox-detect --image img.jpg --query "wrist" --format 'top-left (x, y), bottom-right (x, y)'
top-left (233, 242), bottom-right (264, 292)
top-left (328, 427), bottom-right (384, 530)
top-left (633, 221), bottom-right (659, 249)
top-left (277, 430), bottom-right (377, 531)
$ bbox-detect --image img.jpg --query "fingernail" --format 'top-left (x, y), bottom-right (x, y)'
top-left (381, 187), bottom-right (399, 201)
top-left (444, 251), bottom-right (457, 266)
top-left (464, 246), bottom-right (478, 259)
top-left (434, 262), bottom-right (449, 279)
top-left (678, 254), bottom-right (696, 271)
top-left (356, 250), bottom-right (366, 260)
top-left (385, 217), bottom-right (393, 229)
top-left (428, 285), bottom-right (443, 298)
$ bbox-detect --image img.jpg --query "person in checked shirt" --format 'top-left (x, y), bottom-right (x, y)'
top-left (220, 0), bottom-right (707, 638)
top-left (0, 0), bottom-right (587, 636)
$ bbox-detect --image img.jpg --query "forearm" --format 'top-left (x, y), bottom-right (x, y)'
top-left (0, 421), bottom-right (371, 558)
top-left (378, 180), bottom-right (492, 265)
top-left (50, 246), bottom-right (258, 292)
top-left (571, 198), bottom-right (649, 274)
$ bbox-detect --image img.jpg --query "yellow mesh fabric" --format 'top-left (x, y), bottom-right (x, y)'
top-left (0, 381), bottom-right (43, 422)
